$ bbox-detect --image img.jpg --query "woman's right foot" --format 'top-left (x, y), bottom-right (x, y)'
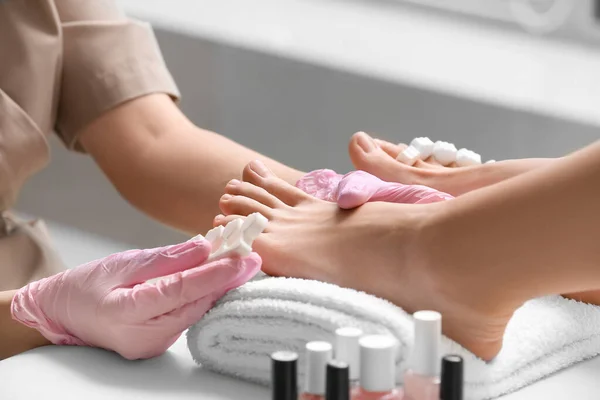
top-left (217, 160), bottom-right (522, 361)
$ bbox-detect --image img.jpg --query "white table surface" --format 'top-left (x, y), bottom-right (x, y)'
top-left (1, 219), bottom-right (600, 400)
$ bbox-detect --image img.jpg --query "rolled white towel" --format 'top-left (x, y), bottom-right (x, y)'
top-left (187, 276), bottom-right (600, 400)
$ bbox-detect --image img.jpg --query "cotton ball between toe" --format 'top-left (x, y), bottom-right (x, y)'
top-left (456, 148), bottom-right (482, 167)
top-left (396, 145), bottom-right (421, 166)
top-left (409, 137), bottom-right (434, 160)
top-left (432, 141), bottom-right (457, 166)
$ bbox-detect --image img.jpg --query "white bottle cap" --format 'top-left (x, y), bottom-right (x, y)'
top-left (411, 310), bottom-right (442, 377)
top-left (305, 341), bottom-right (333, 395)
top-left (335, 327), bottom-right (363, 381)
top-left (359, 335), bottom-right (398, 392)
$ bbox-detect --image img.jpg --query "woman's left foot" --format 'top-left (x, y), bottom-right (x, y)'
top-left (348, 132), bottom-right (443, 185)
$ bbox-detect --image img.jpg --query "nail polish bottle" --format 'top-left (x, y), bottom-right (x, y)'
top-left (301, 341), bottom-right (333, 400)
top-left (335, 327), bottom-right (363, 389)
top-left (439, 355), bottom-right (463, 400)
top-left (403, 311), bottom-right (442, 400)
top-left (271, 351), bottom-right (298, 400)
top-left (326, 360), bottom-right (351, 400)
top-left (353, 335), bottom-right (403, 400)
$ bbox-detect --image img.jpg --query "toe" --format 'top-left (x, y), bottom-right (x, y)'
top-left (214, 214), bottom-right (245, 227)
top-left (418, 157), bottom-right (446, 169)
top-left (374, 139), bottom-right (406, 159)
top-left (242, 160), bottom-right (314, 206)
top-left (225, 179), bottom-right (287, 209)
top-left (219, 194), bottom-right (274, 219)
top-left (349, 131), bottom-right (419, 184)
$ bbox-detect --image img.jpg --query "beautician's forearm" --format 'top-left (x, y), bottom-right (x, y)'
top-left (430, 158), bottom-right (556, 196)
top-left (80, 94), bottom-right (304, 235)
top-left (0, 290), bottom-right (51, 360)
top-left (425, 141), bottom-right (600, 302)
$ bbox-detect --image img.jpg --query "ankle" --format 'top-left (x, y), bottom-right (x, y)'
top-left (362, 202), bottom-right (439, 304)
top-left (418, 203), bottom-right (526, 315)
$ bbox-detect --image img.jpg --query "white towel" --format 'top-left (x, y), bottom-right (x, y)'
top-left (187, 275), bottom-right (600, 400)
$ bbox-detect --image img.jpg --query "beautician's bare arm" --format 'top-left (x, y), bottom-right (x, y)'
top-left (79, 94), bottom-right (305, 235)
top-left (0, 290), bottom-right (51, 360)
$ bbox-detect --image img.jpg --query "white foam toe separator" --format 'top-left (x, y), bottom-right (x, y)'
top-left (409, 137), bottom-right (435, 160)
top-left (456, 148), bottom-right (482, 167)
top-left (432, 141), bottom-right (458, 165)
top-left (206, 213), bottom-right (269, 261)
top-left (396, 145), bottom-right (421, 165)
top-left (147, 213), bottom-right (268, 284)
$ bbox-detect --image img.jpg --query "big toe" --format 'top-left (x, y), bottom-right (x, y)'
top-left (349, 132), bottom-right (417, 184)
top-left (242, 160), bottom-right (314, 206)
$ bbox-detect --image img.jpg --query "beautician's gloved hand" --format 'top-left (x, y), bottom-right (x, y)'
top-left (296, 169), bottom-right (453, 209)
top-left (11, 238), bottom-right (261, 360)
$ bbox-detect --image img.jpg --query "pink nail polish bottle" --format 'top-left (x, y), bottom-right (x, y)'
top-left (352, 335), bottom-right (403, 400)
top-left (300, 341), bottom-right (333, 400)
top-left (403, 311), bottom-right (442, 400)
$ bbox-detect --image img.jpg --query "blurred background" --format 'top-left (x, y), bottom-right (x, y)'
top-left (15, 0), bottom-right (600, 257)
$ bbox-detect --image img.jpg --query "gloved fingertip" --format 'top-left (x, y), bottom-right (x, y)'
top-left (222, 253), bottom-right (262, 290)
top-left (243, 252), bottom-right (263, 268)
top-left (336, 187), bottom-right (368, 209)
top-left (244, 254), bottom-right (263, 275)
top-left (185, 233), bottom-right (206, 243)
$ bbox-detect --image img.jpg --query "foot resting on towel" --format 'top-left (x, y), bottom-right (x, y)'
top-left (215, 160), bottom-right (516, 361)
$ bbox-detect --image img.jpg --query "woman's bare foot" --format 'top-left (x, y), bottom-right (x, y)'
top-left (348, 133), bottom-right (600, 306)
top-left (348, 132), bottom-right (452, 185)
top-left (216, 159), bottom-right (521, 361)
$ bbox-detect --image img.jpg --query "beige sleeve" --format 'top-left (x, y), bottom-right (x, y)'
top-left (54, 0), bottom-right (181, 152)
top-left (0, 91), bottom-right (50, 211)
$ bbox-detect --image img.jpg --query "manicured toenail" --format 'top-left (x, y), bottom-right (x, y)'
top-left (249, 160), bottom-right (270, 177)
top-left (228, 179), bottom-right (241, 186)
top-left (356, 132), bottom-right (377, 153)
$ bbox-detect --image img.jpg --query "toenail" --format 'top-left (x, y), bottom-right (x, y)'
top-left (356, 132), bottom-right (377, 153)
top-left (228, 179), bottom-right (241, 186)
top-left (221, 194), bottom-right (233, 201)
top-left (249, 160), bottom-right (270, 177)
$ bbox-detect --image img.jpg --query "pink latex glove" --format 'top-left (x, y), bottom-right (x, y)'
top-left (11, 238), bottom-right (261, 360)
top-left (296, 169), bottom-right (454, 208)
